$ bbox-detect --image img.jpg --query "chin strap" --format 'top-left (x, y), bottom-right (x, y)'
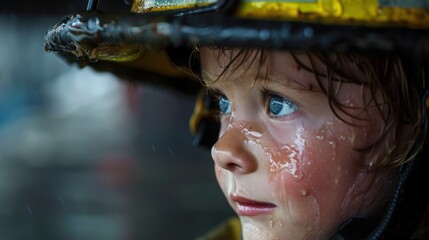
top-left (330, 218), bottom-right (376, 240)
top-left (331, 152), bottom-right (429, 240)
top-left (330, 161), bottom-right (415, 240)
top-left (331, 89), bottom-right (429, 240)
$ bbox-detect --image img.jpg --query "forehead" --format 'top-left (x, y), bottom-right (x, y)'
top-left (199, 47), bottom-right (321, 91)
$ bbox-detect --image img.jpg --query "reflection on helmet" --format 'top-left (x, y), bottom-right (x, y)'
top-left (132, 0), bottom-right (217, 12)
top-left (134, 0), bottom-right (429, 27)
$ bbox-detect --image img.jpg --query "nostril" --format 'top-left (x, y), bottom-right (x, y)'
top-left (225, 162), bottom-right (242, 172)
top-left (216, 151), bottom-right (258, 174)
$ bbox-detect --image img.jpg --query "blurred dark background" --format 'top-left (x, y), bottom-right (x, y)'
top-left (0, 1), bottom-right (233, 239)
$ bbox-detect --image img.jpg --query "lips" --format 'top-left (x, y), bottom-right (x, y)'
top-left (231, 194), bottom-right (277, 216)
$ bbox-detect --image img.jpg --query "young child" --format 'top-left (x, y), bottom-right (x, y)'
top-left (44, 1), bottom-right (429, 239)
top-left (196, 48), bottom-right (428, 239)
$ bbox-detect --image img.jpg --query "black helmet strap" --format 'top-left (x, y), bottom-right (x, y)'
top-left (331, 87), bottom-right (429, 240)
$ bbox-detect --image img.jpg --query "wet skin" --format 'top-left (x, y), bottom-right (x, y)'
top-left (200, 48), bottom-right (397, 240)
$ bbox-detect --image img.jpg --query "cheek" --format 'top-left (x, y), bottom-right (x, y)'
top-left (265, 121), bottom-right (357, 184)
top-left (265, 122), bottom-right (371, 228)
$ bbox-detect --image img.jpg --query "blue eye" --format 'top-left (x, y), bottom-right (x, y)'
top-left (269, 94), bottom-right (298, 117)
top-left (219, 95), bottom-right (232, 114)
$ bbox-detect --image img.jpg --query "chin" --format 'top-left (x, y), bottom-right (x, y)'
top-left (239, 217), bottom-right (334, 240)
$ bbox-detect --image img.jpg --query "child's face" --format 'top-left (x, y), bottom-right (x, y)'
top-left (200, 48), bottom-right (396, 240)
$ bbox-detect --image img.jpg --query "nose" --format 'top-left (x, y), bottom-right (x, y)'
top-left (211, 127), bottom-right (258, 174)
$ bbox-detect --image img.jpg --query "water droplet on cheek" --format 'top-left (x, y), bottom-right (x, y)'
top-left (266, 216), bottom-right (285, 235)
top-left (338, 135), bottom-right (346, 141)
top-left (293, 171), bottom-right (304, 181)
top-left (315, 129), bottom-right (326, 141)
top-left (267, 143), bottom-right (305, 182)
top-left (315, 135), bottom-right (325, 141)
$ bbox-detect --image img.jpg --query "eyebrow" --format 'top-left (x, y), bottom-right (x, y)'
top-left (200, 50), bottom-right (326, 96)
top-left (264, 73), bottom-right (324, 93)
top-left (201, 66), bottom-right (325, 96)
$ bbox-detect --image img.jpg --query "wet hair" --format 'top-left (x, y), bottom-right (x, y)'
top-left (195, 47), bottom-right (427, 170)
